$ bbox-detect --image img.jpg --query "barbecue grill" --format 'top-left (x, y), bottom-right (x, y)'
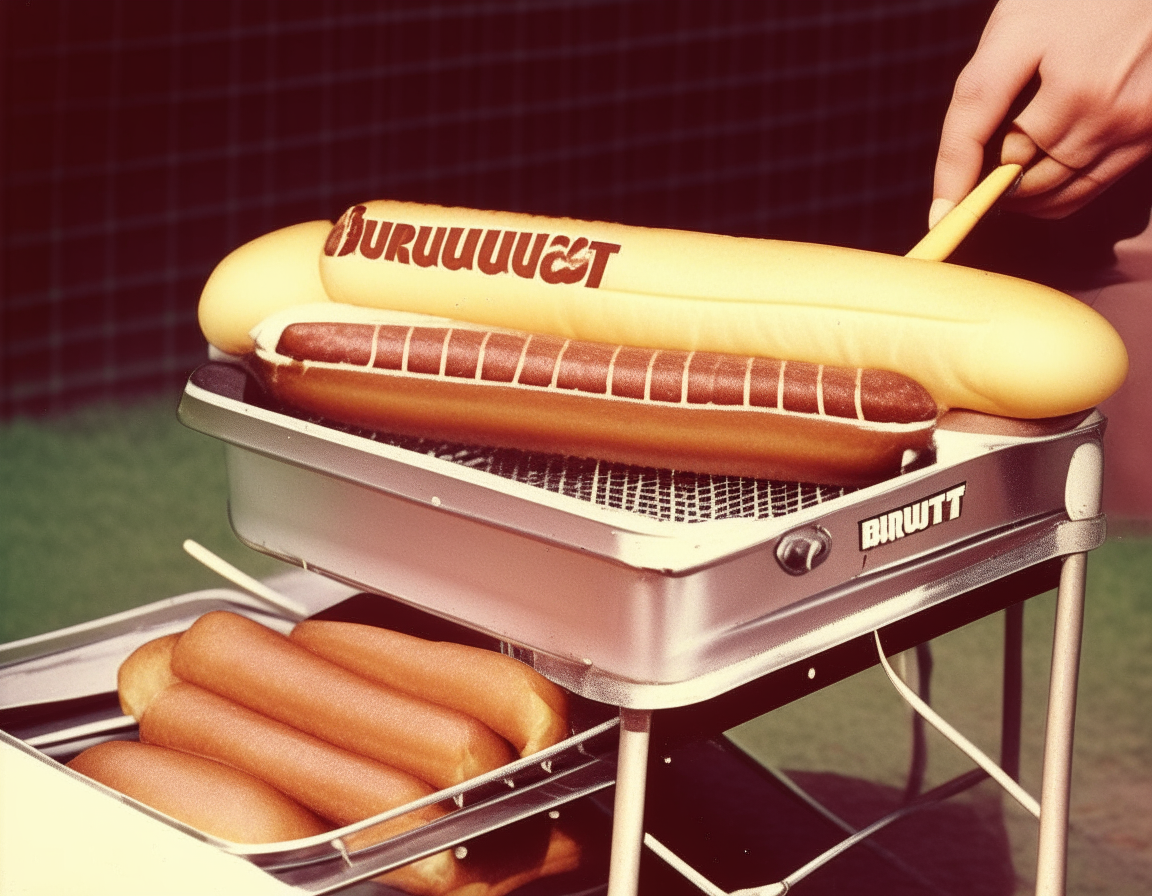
top-left (0, 355), bottom-right (1104, 896)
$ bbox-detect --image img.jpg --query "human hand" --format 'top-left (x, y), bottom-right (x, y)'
top-left (930, 0), bottom-right (1152, 226)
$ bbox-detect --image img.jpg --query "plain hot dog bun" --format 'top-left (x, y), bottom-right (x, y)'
top-left (118, 632), bottom-right (181, 719)
top-left (290, 619), bottom-right (570, 758)
top-left (198, 220), bottom-right (333, 356)
top-left (250, 303), bottom-right (939, 486)
top-left (66, 740), bottom-right (331, 844)
top-left (170, 611), bottom-right (516, 789)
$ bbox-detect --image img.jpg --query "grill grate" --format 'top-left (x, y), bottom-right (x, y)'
top-left (331, 423), bottom-right (854, 523)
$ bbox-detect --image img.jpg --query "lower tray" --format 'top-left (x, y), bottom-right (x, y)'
top-left (0, 588), bottom-right (618, 894)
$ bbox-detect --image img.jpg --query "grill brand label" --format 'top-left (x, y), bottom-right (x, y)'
top-left (859, 482), bottom-right (966, 551)
top-left (325, 205), bottom-right (622, 289)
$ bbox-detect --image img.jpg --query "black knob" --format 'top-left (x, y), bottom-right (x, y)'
top-left (775, 525), bottom-right (832, 575)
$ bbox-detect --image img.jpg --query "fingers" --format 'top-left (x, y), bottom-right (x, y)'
top-left (932, 62), bottom-right (1034, 206)
top-left (930, 11), bottom-right (1043, 226)
top-left (1013, 155), bottom-right (1076, 198)
top-left (927, 198), bottom-right (957, 231)
top-left (1005, 1), bottom-right (1152, 173)
top-left (1000, 142), bottom-right (1150, 218)
top-left (931, 0), bottom-right (1152, 224)
top-left (999, 120), bottom-right (1152, 218)
top-left (999, 125), bottom-right (1040, 168)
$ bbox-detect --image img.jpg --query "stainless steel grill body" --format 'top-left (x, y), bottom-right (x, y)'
top-left (177, 364), bottom-right (1105, 708)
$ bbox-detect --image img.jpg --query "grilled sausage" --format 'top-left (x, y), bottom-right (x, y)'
top-left (290, 620), bottom-right (569, 758)
top-left (139, 682), bottom-right (446, 838)
top-left (67, 739), bottom-right (579, 895)
top-left (169, 611), bottom-right (516, 790)
top-left (249, 304), bottom-right (938, 486)
top-left (66, 741), bottom-right (330, 844)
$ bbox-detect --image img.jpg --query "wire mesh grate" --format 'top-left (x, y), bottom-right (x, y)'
top-left (351, 431), bottom-right (852, 523)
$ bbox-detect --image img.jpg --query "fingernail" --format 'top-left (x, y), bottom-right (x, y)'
top-left (928, 198), bottom-right (955, 230)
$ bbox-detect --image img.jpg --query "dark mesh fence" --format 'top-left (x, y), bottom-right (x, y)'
top-left (2, 0), bottom-right (993, 417)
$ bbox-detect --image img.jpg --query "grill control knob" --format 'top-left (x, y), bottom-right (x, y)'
top-left (775, 525), bottom-right (832, 575)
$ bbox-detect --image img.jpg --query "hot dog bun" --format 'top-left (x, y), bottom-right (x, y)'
top-left (250, 303), bottom-right (938, 486)
top-left (290, 619), bottom-right (570, 758)
top-left (66, 740), bottom-right (331, 844)
top-left (197, 203), bottom-right (1126, 428)
top-left (170, 611), bottom-right (516, 789)
top-left (198, 199), bottom-right (1121, 419)
top-left (198, 220), bottom-right (334, 356)
top-left (369, 821), bottom-right (582, 896)
top-left (118, 632), bottom-right (181, 719)
top-left (114, 647), bottom-right (580, 895)
top-left (383, 820), bottom-right (582, 896)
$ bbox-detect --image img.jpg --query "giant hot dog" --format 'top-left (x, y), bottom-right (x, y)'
top-left (249, 302), bottom-right (939, 485)
top-left (198, 203), bottom-right (1128, 421)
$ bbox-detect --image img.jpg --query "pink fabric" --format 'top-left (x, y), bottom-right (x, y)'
top-left (1073, 213), bottom-right (1152, 524)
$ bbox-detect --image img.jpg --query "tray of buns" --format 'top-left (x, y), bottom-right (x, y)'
top-left (177, 360), bottom-right (1107, 710)
top-left (0, 586), bottom-right (618, 894)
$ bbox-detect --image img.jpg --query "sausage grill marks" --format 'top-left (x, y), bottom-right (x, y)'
top-left (276, 322), bottom-right (938, 426)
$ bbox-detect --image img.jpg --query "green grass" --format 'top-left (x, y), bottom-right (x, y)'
top-left (0, 393), bottom-right (283, 642)
top-left (2, 396), bottom-right (1150, 893)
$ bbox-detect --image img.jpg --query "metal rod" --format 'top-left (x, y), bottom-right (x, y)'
top-left (644, 768), bottom-right (988, 896)
top-left (771, 769), bottom-right (988, 896)
top-left (182, 539), bottom-right (310, 620)
top-left (1034, 552), bottom-right (1087, 896)
top-left (903, 641), bottom-right (933, 802)
top-left (875, 632), bottom-right (1040, 817)
top-left (758, 763), bottom-right (945, 892)
top-left (1001, 602), bottom-right (1025, 781)
top-left (24, 715), bottom-right (138, 749)
top-left (606, 708), bottom-right (652, 896)
top-left (643, 834), bottom-right (728, 896)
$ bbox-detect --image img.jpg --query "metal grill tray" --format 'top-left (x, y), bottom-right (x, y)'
top-left (0, 590), bottom-right (618, 894)
top-left (177, 362), bottom-right (1107, 708)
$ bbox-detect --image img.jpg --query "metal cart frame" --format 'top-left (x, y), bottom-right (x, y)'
top-left (175, 363), bottom-right (1106, 896)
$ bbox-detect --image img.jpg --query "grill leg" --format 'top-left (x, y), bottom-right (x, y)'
top-left (607, 708), bottom-right (652, 896)
top-left (1034, 551), bottom-right (1088, 896)
top-left (1001, 601), bottom-right (1025, 781)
